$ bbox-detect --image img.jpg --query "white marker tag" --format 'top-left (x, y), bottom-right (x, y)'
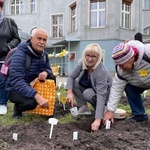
top-left (13, 133), bottom-right (18, 141)
top-left (106, 120), bottom-right (111, 129)
top-left (73, 131), bottom-right (78, 140)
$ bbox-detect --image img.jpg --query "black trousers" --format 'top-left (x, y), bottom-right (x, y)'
top-left (9, 91), bottom-right (38, 113)
top-left (8, 74), bottom-right (56, 113)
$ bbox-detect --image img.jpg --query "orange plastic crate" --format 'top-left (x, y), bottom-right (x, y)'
top-left (27, 79), bottom-right (56, 116)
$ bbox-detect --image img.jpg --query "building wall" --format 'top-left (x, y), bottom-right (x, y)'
top-left (3, 0), bottom-right (150, 74)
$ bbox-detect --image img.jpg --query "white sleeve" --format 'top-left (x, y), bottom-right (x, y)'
top-left (127, 40), bottom-right (144, 51)
top-left (107, 73), bottom-right (127, 112)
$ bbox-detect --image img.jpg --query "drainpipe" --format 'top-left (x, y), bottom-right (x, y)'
top-left (68, 41), bottom-right (70, 75)
top-left (139, 0), bottom-right (141, 32)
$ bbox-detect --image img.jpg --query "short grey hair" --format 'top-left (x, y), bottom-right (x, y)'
top-left (31, 28), bottom-right (48, 37)
top-left (81, 43), bottom-right (103, 70)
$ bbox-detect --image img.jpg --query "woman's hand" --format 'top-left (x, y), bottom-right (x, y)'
top-left (67, 90), bottom-right (74, 107)
top-left (91, 118), bottom-right (101, 131)
top-left (103, 111), bottom-right (114, 124)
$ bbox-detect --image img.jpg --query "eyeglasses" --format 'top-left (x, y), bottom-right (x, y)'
top-left (85, 54), bottom-right (97, 60)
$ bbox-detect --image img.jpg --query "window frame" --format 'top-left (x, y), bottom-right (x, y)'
top-left (10, 0), bottom-right (24, 15)
top-left (121, 1), bottom-right (131, 29)
top-left (51, 14), bottom-right (64, 38)
top-left (144, 26), bottom-right (150, 35)
top-left (144, 0), bottom-right (150, 10)
top-left (31, 0), bottom-right (36, 13)
top-left (90, 0), bottom-right (106, 28)
top-left (70, 2), bottom-right (77, 32)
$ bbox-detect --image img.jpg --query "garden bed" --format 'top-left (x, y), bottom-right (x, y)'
top-left (0, 97), bottom-right (150, 150)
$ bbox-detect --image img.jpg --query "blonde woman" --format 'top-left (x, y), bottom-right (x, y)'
top-left (67, 43), bottom-right (112, 131)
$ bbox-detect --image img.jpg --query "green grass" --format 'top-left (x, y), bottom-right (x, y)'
top-left (58, 113), bottom-right (86, 124)
top-left (0, 86), bottom-right (75, 127)
top-left (0, 102), bottom-right (49, 127)
top-left (1, 88), bottom-right (150, 127)
top-left (117, 89), bottom-right (150, 116)
top-left (117, 103), bottom-right (150, 117)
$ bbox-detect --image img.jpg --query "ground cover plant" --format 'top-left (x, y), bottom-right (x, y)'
top-left (0, 88), bottom-right (150, 150)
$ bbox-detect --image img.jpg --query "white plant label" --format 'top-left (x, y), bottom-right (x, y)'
top-left (13, 133), bottom-right (18, 141)
top-left (106, 120), bottom-right (111, 129)
top-left (73, 131), bottom-right (78, 140)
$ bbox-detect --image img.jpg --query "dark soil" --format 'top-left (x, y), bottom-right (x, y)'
top-left (0, 97), bottom-right (150, 150)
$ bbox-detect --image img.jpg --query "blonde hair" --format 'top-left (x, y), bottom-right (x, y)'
top-left (81, 43), bottom-right (103, 70)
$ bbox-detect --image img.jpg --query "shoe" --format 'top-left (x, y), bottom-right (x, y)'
top-left (12, 114), bottom-right (22, 119)
top-left (12, 106), bottom-right (22, 119)
top-left (0, 105), bottom-right (7, 115)
top-left (127, 114), bottom-right (148, 122)
top-left (78, 105), bottom-right (92, 115)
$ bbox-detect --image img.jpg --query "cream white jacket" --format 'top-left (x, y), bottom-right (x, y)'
top-left (107, 40), bottom-right (150, 112)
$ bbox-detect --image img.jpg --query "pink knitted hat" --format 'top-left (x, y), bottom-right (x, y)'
top-left (112, 43), bottom-right (134, 65)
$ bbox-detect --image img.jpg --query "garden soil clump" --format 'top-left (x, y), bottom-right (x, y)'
top-left (0, 97), bottom-right (150, 150)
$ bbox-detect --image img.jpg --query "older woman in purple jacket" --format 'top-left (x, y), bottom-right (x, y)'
top-left (67, 43), bottom-right (112, 131)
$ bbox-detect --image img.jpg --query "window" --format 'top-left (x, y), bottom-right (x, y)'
top-left (31, 0), bottom-right (36, 13)
top-left (121, 0), bottom-right (132, 29)
top-left (69, 52), bottom-right (76, 62)
top-left (52, 15), bottom-right (63, 38)
top-left (11, 0), bottom-right (24, 14)
top-left (90, 0), bottom-right (106, 28)
top-left (144, 0), bottom-right (150, 10)
top-left (144, 27), bottom-right (150, 35)
top-left (70, 3), bottom-right (77, 32)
